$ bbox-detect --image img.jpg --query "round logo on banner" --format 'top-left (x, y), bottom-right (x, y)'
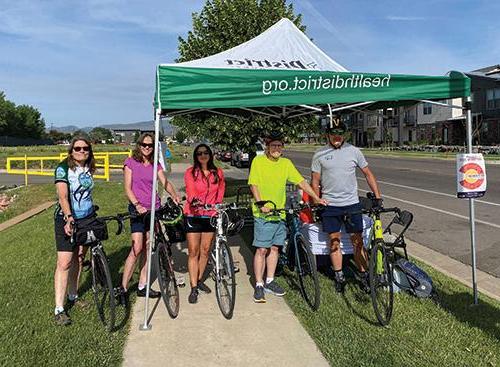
top-left (459, 163), bottom-right (485, 190)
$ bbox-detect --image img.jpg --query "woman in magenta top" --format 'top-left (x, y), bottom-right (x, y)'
top-left (184, 144), bottom-right (225, 304)
top-left (119, 133), bottom-right (179, 304)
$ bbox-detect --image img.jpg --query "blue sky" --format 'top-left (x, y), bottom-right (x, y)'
top-left (0, 0), bottom-right (498, 127)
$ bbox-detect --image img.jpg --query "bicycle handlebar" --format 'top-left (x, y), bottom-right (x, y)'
top-left (255, 200), bottom-right (323, 216)
top-left (192, 202), bottom-right (247, 211)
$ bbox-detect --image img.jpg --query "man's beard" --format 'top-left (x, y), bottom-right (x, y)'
top-left (330, 137), bottom-right (344, 149)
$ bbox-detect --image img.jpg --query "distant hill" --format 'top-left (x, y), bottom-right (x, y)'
top-left (49, 118), bottom-right (175, 135)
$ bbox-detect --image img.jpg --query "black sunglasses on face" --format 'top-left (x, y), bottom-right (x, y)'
top-left (140, 143), bottom-right (154, 148)
top-left (196, 151), bottom-right (210, 156)
top-left (73, 146), bottom-right (90, 152)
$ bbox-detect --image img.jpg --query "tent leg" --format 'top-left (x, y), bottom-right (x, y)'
top-left (139, 109), bottom-right (161, 330)
top-left (465, 96), bottom-right (478, 305)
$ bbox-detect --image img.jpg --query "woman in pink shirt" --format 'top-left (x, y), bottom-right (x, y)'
top-left (184, 144), bottom-right (225, 304)
top-left (119, 133), bottom-right (179, 305)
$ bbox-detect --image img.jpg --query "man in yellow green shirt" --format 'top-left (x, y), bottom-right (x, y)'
top-left (248, 132), bottom-right (326, 303)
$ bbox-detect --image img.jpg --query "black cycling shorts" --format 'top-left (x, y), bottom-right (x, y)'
top-left (184, 216), bottom-right (215, 233)
top-left (54, 216), bottom-right (77, 252)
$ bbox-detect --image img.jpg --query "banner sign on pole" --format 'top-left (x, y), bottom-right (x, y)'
top-left (456, 153), bottom-right (487, 199)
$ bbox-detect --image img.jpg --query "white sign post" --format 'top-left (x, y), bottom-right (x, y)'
top-left (457, 96), bottom-right (487, 305)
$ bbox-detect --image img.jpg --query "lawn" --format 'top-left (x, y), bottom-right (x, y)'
top-left (0, 184), bottom-right (55, 224)
top-left (0, 182), bottom-right (135, 367)
top-left (276, 259), bottom-right (500, 366)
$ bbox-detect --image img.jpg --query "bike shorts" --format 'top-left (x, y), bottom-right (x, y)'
top-left (321, 203), bottom-right (363, 234)
top-left (184, 216), bottom-right (215, 233)
top-left (252, 217), bottom-right (286, 249)
top-left (128, 203), bottom-right (149, 233)
top-left (54, 216), bottom-right (78, 252)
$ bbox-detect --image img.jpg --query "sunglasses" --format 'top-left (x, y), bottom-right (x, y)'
top-left (328, 130), bottom-right (346, 135)
top-left (196, 151), bottom-right (210, 156)
top-left (73, 146), bottom-right (90, 152)
top-left (140, 143), bottom-right (154, 149)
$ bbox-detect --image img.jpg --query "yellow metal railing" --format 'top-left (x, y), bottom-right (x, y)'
top-left (6, 150), bottom-right (132, 185)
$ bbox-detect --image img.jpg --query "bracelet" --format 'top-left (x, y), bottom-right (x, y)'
top-left (132, 201), bottom-right (139, 207)
top-left (63, 214), bottom-right (73, 222)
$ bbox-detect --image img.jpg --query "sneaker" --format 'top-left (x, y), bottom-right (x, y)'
top-left (253, 285), bottom-right (266, 303)
top-left (197, 281), bottom-right (212, 294)
top-left (136, 287), bottom-right (161, 298)
top-left (67, 297), bottom-right (90, 309)
top-left (117, 287), bottom-right (129, 307)
top-left (333, 272), bottom-right (346, 293)
top-left (188, 287), bottom-right (199, 304)
top-left (334, 278), bottom-right (346, 293)
top-left (359, 273), bottom-right (370, 294)
top-left (264, 280), bottom-right (286, 297)
top-left (54, 311), bottom-right (71, 326)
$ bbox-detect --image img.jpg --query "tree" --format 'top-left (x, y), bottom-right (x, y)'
top-left (89, 127), bottom-right (113, 143)
top-left (72, 129), bottom-right (90, 140)
top-left (175, 129), bottom-right (188, 143)
top-left (174, 0), bottom-right (312, 152)
top-left (0, 91), bottom-right (46, 139)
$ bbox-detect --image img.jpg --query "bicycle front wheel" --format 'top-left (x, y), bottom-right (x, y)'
top-left (213, 241), bottom-right (236, 319)
top-left (369, 240), bottom-right (394, 326)
top-left (156, 240), bottom-right (180, 318)
top-left (295, 236), bottom-right (321, 311)
top-left (91, 246), bottom-right (116, 332)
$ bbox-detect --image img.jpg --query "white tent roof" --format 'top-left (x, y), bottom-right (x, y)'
top-left (164, 18), bottom-right (348, 72)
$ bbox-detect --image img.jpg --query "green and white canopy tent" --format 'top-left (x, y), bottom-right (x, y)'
top-left (141, 19), bottom-right (476, 329)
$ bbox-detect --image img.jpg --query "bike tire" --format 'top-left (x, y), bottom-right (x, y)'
top-left (295, 236), bottom-right (321, 311)
top-left (91, 246), bottom-right (116, 332)
top-left (213, 241), bottom-right (236, 319)
top-left (369, 240), bottom-right (394, 326)
top-left (156, 240), bottom-right (180, 318)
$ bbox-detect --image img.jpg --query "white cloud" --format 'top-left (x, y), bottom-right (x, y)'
top-left (386, 16), bottom-right (427, 21)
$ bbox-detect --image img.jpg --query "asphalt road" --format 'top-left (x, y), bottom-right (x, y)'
top-left (285, 150), bottom-right (500, 278)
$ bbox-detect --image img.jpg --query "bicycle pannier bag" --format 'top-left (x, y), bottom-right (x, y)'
top-left (74, 216), bottom-right (108, 245)
top-left (393, 258), bottom-right (434, 298)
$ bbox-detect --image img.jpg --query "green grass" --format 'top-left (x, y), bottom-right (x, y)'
top-left (276, 259), bottom-right (500, 366)
top-left (0, 182), bottom-right (136, 367)
top-left (0, 184), bottom-right (55, 224)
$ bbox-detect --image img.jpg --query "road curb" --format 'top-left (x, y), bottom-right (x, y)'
top-left (0, 201), bottom-right (55, 233)
top-left (406, 238), bottom-right (500, 302)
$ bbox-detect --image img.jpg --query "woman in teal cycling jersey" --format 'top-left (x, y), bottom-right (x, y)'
top-left (53, 137), bottom-right (96, 326)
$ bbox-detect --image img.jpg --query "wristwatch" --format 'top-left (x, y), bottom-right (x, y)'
top-left (133, 201), bottom-right (140, 207)
top-left (63, 213), bottom-right (73, 222)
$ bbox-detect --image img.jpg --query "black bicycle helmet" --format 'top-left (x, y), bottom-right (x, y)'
top-left (264, 131), bottom-right (284, 143)
top-left (227, 213), bottom-right (245, 236)
top-left (326, 115), bottom-right (347, 133)
top-left (157, 198), bottom-right (183, 225)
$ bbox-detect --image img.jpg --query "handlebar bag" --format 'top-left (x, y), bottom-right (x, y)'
top-left (74, 215), bottom-right (108, 245)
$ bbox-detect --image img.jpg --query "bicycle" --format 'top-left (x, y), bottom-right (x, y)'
top-left (73, 212), bottom-right (129, 332)
top-left (346, 193), bottom-right (413, 326)
top-left (255, 200), bottom-right (322, 311)
top-left (193, 202), bottom-right (245, 319)
top-left (132, 199), bottom-right (183, 319)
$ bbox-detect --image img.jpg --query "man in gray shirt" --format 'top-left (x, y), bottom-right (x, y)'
top-left (311, 117), bottom-right (381, 292)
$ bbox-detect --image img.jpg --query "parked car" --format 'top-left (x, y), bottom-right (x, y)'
top-left (231, 150), bottom-right (250, 168)
top-left (217, 150), bottom-right (232, 162)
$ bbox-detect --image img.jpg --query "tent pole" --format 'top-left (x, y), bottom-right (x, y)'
top-left (465, 95), bottom-right (478, 305)
top-left (139, 109), bottom-right (161, 330)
